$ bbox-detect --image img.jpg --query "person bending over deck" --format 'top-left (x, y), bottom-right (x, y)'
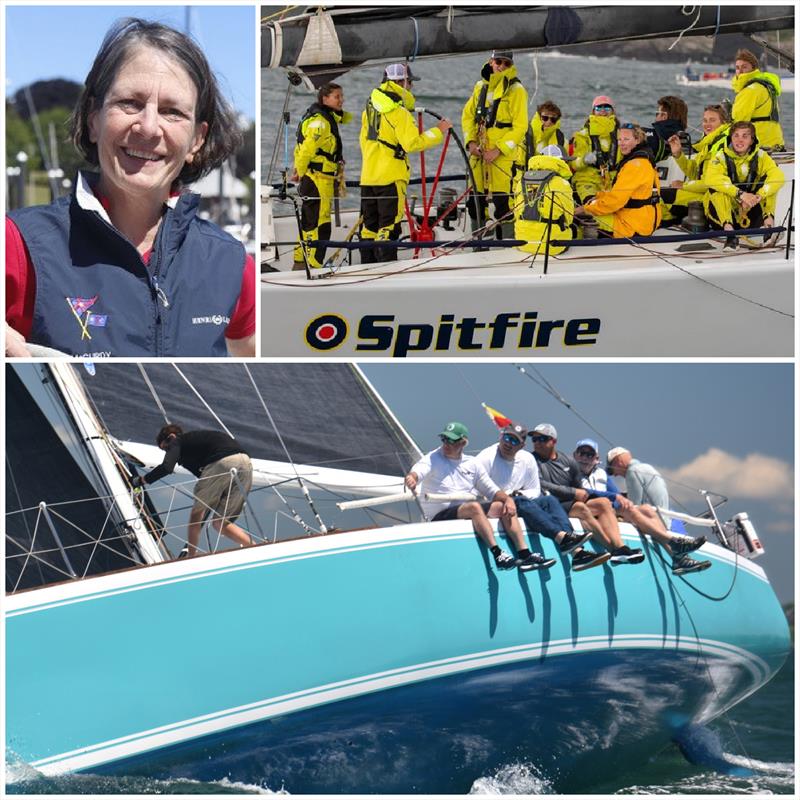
top-left (574, 123), bottom-right (661, 238)
top-left (530, 423), bottom-right (644, 569)
top-left (359, 63), bottom-right (452, 264)
top-left (475, 422), bottom-right (591, 570)
top-left (605, 446), bottom-right (711, 575)
top-left (133, 424), bottom-right (253, 557)
top-left (404, 421), bottom-right (537, 572)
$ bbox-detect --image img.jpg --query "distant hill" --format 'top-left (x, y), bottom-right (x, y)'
top-left (553, 30), bottom-right (794, 67)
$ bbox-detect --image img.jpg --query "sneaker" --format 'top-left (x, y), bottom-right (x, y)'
top-left (723, 235), bottom-right (738, 250)
top-left (557, 530), bottom-right (593, 555)
top-left (670, 535), bottom-right (706, 557)
top-left (672, 555), bottom-right (712, 575)
top-left (177, 546), bottom-right (190, 560)
top-left (494, 551), bottom-right (516, 570)
top-left (610, 545), bottom-right (645, 565)
top-left (571, 549), bottom-right (611, 571)
top-left (515, 552), bottom-right (556, 572)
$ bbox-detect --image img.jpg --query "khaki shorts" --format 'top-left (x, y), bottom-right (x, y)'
top-left (192, 453), bottom-right (253, 524)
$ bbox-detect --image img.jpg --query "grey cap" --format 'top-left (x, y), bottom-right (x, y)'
top-left (532, 423), bottom-right (557, 439)
top-left (502, 423), bottom-right (528, 442)
top-left (492, 50), bottom-right (514, 62)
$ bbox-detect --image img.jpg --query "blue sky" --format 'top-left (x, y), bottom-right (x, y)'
top-left (363, 363), bottom-right (795, 604)
top-left (5, 4), bottom-right (255, 120)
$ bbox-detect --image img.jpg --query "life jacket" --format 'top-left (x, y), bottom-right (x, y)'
top-left (9, 174), bottom-right (246, 357)
top-left (524, 121), bottom-right (566, 165)
top-left (365, 88), bottom-right (408, 160)
top-left (695, 127), bottom-right (729, 179)
top-left (475, 76), bottom-right (522, 130)
top-left (745, 78), bottom-right (781, 123)
top-left (616, 148), bottom-right (660, 209)
top-left (520, 169), bottom-right (563, 226)
top-left (723, 148), bottom-right (764, 195)
top-left (296, 103), bottom-right (344, 167)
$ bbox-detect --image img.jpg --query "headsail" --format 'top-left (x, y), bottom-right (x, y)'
top-left (81, 363), bottom-right (420, 476)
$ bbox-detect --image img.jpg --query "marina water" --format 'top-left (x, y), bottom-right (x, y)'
top-left (262, 51), bottom-right (795, 196)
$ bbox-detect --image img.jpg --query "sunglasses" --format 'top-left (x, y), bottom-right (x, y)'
top-left (440, 436), bottom-right (464, 445)
top-left (576, 450), bottom-right (597, 458)
top-left (502, 434), bottom-right (523, 445)
top-left (593, 104), bottom-right (613, 112)
top-left (493, 59), bottom-right (512, 67)
top-left (531, 435), bottom-right (551, 443)
top-left (540, 114), bottom-right (559, 123)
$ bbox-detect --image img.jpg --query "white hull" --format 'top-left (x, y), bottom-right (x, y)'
top-left (260, 163), bottom-right (795, 358)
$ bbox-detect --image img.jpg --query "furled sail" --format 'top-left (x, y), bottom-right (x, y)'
top-left (263, 5), bottom-right (795, 79)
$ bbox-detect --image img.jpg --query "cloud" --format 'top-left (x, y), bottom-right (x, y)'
top-left (660, 448), bottom-right (794, 502)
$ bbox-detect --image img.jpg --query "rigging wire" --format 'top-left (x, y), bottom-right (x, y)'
top-left (137, 365), bottom-right (170, 424)
top-left (243, 364), bottom-right (329, 533)
top-left (172, 365), bottom-right (234, 438)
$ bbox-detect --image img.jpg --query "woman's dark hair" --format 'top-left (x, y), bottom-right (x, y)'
top-left (156, 423), bottom-right (183, 445)
top-left (70, 18), bottom-right (243, 186)
top-left (317, 82), bottom-right (342, 105)
top-left (657, 95), bottom-right (688, 129)
top-left (537, 100), bottom-right (561, 119)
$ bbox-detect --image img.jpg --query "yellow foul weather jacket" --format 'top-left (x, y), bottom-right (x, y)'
top-left (462, 62), bottom-right (528, 193)
top-left (570, 114), bottom-right (620, 201)
top-left (703, 139), bottom-right (784, 225)
top-left (584, 147), bottom-right (661, 237)
top-left (731, 69), bottom-right (784, 150)
top-left (514, 154), bottom-right (574, 255)
top-left (294, 104), bottom-right (351, 178)
top-left (359, 81), bottom-right (444, 186)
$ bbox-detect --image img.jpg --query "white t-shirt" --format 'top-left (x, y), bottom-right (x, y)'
top-left (410, 447), bottom-right (500, 517)
top-left (581, 465), bottom-right (609, 492)
top-left (475, 444), bottom-right (541, 499)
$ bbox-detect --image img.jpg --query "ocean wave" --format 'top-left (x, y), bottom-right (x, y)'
top-left (469, 761), bottom-right (555, 794)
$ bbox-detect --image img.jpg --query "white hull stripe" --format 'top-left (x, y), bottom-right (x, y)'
top-left (32, 635), bottom-right (768, 775)
top-left (6, 526), bottom-right (768, 617)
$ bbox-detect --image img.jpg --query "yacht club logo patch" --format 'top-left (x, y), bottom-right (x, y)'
top-left (66, 296), bottom-right (107, 340)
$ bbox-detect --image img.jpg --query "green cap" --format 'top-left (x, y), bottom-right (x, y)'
top-left (440, 421), bottom-right (469, 441)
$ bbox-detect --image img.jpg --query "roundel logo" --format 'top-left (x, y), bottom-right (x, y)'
top-left (306, 314), bottom-right (348, 350)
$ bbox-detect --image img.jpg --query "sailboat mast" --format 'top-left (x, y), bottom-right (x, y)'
top-left (48, 363), bottom-right (166, 565)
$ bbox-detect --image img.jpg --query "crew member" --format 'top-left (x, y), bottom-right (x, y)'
top-left (526, 100), bottom-right (566, 160)
top-left (462, 50), bottom-right (528, 239)
top-left (648, 95), bottom-right (688, 162)
top-left (134, 425), bottom-right (253, 558)
top-left (576, 123), bottom-right (661, 237)
top-left (569, 95), bottom-right (620, 204)
top-left (703, 121), bottom-right (784, 244)
top-left (662, 103), bottom-right (730, 221)
top-left (731, 48), bottom-right (784, 152)
top-left (292, 83), bottom-right (351, 270)
top-left (514, 144), bottom-right (574, 257)
top-left (359, 63), bottom-right (452, 263)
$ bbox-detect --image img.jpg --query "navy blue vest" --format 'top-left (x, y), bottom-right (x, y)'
top-left (10, 182), bottom-right (246, 357)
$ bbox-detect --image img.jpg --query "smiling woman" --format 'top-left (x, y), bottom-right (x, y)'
top-left (5, 18), bottom-right (255, 358)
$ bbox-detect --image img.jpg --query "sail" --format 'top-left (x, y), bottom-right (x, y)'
top-left (81, 363), bottom-right (420, 477)
top-left (5, 366), bottom-right (143, 592)
top-left (263, 6), bottom-right (795, 77)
